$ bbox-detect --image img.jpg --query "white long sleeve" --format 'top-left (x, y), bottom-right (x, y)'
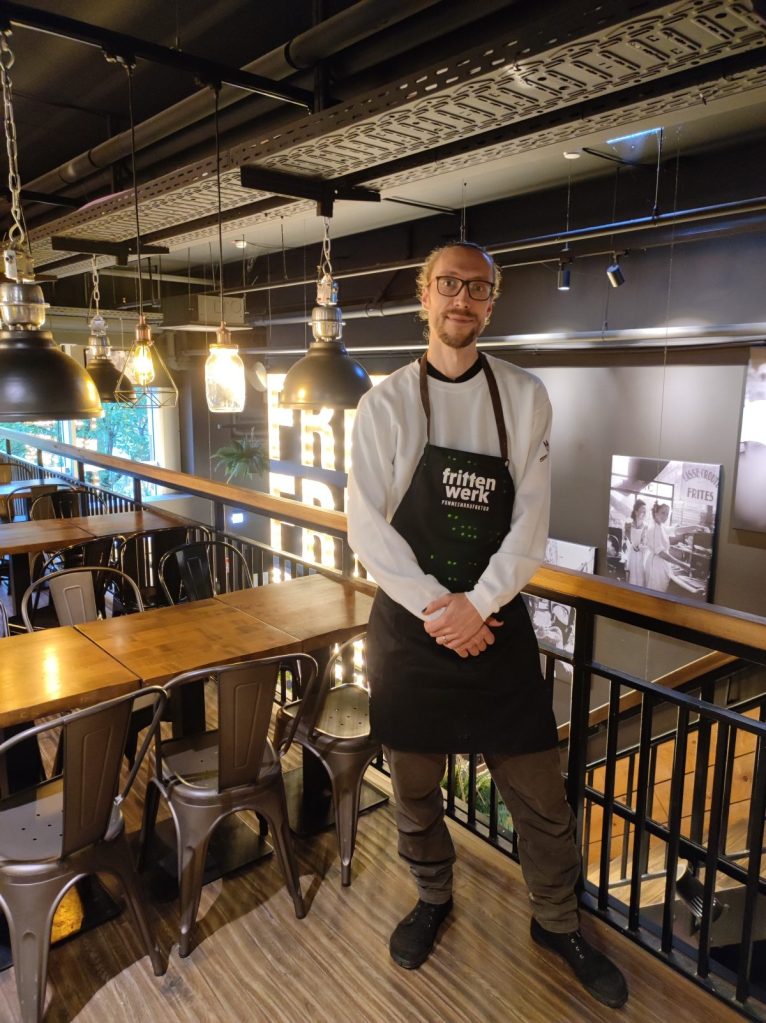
top-left (347, 356), bottom-right (552, 620)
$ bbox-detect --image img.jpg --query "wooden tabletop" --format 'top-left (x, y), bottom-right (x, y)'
top-left (0, 518), bottom-right (94, 555)
top-left (75, 598), bottom-right (301, 685)
top-left (63, 508), bottom-right (186, 538)
top-left (0, 627), bottom-right (141, 728)
top-left (0, 478), bottom-right (56, 498)
top-left (215, 573), bottom-right (373, 651)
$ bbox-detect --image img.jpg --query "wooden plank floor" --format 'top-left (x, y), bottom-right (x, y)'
top-left (0, 769), bottom-right (746, 1023)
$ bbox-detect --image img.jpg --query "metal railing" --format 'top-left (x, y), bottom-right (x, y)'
top-left (3, 428), bottom-right (766, 1018)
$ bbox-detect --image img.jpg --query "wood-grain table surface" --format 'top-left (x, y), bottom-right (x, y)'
top-left (0, 627), bottom-right (141, 728)
top-left (214, 573), bottom-right (373, 651)
top-left (63, 508), bottom-right (186, 538)
top-left (0, 518), bottom-right (95, 555)
top-left (75, 598), bottom-right (301, 685)
top-left (0, 478), bottom-right (56, 498)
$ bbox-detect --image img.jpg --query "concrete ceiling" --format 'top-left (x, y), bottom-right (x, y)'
top-left (2, 0), bottom-right (765, 291)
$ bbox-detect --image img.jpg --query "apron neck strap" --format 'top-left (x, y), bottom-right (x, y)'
top-left (418, 353), bottom-right (509, 464)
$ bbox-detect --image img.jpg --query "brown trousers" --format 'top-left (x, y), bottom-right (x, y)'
top-left (384, 746), bottom-right (581, 933)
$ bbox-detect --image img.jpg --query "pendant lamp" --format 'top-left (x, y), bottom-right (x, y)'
top-left (0, 31), bottom-right (101, 423)
top-left (84, 260), bottom-right (135, 403)
top-left (279, 220), bottom-right (372, 411)
top-left (114, 63), bottom-right (178, 409)
top-left (205, 86), bottom-right (245, 413)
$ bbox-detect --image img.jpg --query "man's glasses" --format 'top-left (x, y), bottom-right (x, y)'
top-left (432, 275), bottom-right (494, 301)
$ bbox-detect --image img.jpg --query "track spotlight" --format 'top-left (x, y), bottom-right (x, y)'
top-left (607, 256), bottom-right (625, 288)
top-left (557, 246), bottom-right (572, 292)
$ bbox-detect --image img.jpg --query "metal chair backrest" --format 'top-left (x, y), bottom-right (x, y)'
top-left (158, 539), bottom-right (253, 604)
top-left (0, 601), bottom-right (8, 638)
top-left (39, 535), bottom-right (114, 576)
top-left (31, 487), bottom-right (98, 520)
top-left (21, 566), bottom-right (144, 631)
top-left (116, 525), bottom-right (190, 607)
top-left (163, 654), bottom-right (317, 792)
top-left (0, 686), bottom-right (166, 857)
top-left (7, 483), bottom-right (58, 520)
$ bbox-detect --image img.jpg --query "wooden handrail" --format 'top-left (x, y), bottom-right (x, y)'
top-left (3, 427), bottom-right (766, 654)
top-left (0, 427), bottom-right (346, 535)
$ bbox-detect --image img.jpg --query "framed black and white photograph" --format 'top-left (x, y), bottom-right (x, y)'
top-left (733, 349), bottom-right (766, 533)
top-left (524, 538), bottom-right (596, 660)
top-left (608, 455), bottom-right (721, 601)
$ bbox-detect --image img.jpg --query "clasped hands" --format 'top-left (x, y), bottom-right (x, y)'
top-left (422, 592), bottom-right (503, 658)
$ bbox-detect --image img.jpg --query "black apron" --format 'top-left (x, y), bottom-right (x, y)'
top-left (365, 354), bottom-right (557, 754)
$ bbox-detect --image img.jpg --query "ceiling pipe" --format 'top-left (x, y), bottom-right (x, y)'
top-left (23, 0), bottom-right (444, 197)
top-left (227, 195), bottom-right (766, 302)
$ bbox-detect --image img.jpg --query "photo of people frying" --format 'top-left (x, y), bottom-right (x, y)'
top-left (607, 456), bottom-right (720, 601)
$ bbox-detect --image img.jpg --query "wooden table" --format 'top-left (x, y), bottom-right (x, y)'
top-left (215, 573), bottom-right (373, 652)
top-left (0, 477), bottom-right (56, 499)
top-left (0, 518), bottom-right (96, 615)
top-left (0, 626), bottom-right (141, 730)
top-left (63, 507), bottom-right (186, 539)
top-left (75, 598), bottom-right (301, 686)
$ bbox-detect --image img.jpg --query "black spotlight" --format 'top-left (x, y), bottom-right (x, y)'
top-left (606, 258), bottom-right (625, 288)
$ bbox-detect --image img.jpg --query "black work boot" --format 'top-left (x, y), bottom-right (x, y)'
top-left (389, 897), bottom-right (453, 969)
top-left (530, 918), bottom-right (628, 1009)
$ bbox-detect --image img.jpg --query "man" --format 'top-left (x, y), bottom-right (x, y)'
top-left (347, 241), bottom-right (628, 1010)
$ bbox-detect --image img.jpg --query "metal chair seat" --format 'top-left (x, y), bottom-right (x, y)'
top-left (273, 634), bottom-right (380, 887)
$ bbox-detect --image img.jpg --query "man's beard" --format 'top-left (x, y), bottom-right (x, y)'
top-left (432, 310), bottom-right (483, 348)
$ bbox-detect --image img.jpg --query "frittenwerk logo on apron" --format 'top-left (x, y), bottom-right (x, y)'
top-left (441, 467), bottom-right (497, 512)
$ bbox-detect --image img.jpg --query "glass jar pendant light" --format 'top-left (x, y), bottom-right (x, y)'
top-left (205, 85), bottom-right (246, 413)
top-left (85, 259), bottom-right (135, 403)
top-left (280, 219), bottom-right (372, 411)
top-left (0, 30), bottom-right (101, 422)
top-left (114, 61), bottom-right (177, 410)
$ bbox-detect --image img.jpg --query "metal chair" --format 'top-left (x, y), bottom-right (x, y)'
top-left (29, 486), bottom-right (104, 520)
top-left (273, 633), bottom-right (380, 886)
top-left (115, 525), bottom-right (192, 609)
top-left (138, 654), bottom-right (317, 957)
top-left (21, 566), bottom-right (143, 631)
top-left (5, 484), bottom-right (59, 522)
top-left (0, 600), bottom-right (8, 638)
top-left (158, 538), bottom-right (253, 604)
top-left (0, 687), bottom-right (167, 1023)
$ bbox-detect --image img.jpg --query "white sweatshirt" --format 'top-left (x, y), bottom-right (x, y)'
top-left (347, 355), bottom-right (552, 621)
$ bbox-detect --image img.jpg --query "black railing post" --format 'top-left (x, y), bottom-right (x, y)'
top-left (133, 477), bottom-right (142, 506)
top-left (566, 607), bottom-right (595, 848)
top-left (76, 460), bottom-right (85, 483)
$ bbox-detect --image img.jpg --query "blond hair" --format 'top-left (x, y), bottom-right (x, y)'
top-left (415, 241), bottom-right (501, 323)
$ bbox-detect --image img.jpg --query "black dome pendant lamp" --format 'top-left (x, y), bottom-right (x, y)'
top-left (280, 219), bottom-right (372, 411)
top-left (0, 30), bottom-right (101, 423)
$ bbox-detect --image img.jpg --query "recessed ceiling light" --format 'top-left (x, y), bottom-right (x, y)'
top-left (233, 239), bottom-right (249, 249)
top-left (563, 150), bottom-right (581, 159)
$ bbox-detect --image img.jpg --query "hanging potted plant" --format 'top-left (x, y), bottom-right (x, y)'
top-left (211, 428), bottom-right (268, 484)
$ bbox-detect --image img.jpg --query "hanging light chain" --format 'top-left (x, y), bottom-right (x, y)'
top-left (91, 257), bottom-right (101, 316)
top-left (0, 31), bottom-right (25, 249)
top-left (319, 217), bottom-right (333, 278)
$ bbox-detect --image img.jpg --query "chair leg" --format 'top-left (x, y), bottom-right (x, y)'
top-left (2, 876), bottom-right (67, 1023)
top-left (137, 778), bottom-right (161, 872)
top-left (175, 813), bottom-right (217, 958)
top-left (325, 752), bottom-right (373, 887)
top-left (89, 836), bottom-right (165, 977)
top-left (257, 784), bottom-right (305, 919)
